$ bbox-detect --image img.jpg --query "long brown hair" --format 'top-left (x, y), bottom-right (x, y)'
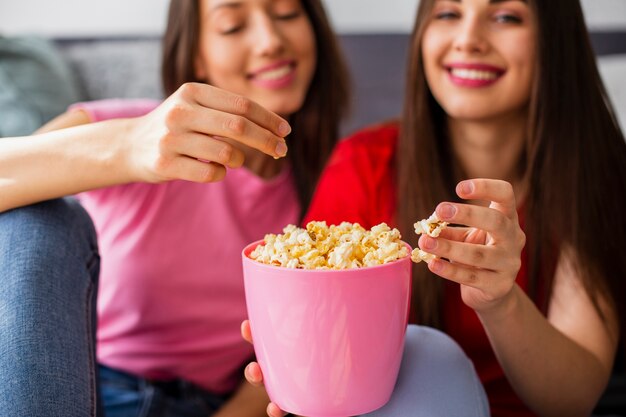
top-left (161, 0), bottom-right (351, 218)
top-left (398, 0), bottom-right (626, 339)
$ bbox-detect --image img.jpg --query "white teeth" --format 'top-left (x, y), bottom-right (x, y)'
top-left (450, 68), bottom-right (499, 81)
top-left (256, 65), bottom-right (292, 81)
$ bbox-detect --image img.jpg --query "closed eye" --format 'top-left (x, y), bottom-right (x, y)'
top-left (435, 11), bottom-right (460, 20)
top-left (221, 25), bottom-right (244, 35)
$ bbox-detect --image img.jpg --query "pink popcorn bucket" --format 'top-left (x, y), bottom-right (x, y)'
top-left (242, 240), bottom-right (412, 417)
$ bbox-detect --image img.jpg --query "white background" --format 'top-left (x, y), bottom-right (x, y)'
top-left (0, 0), bottom-right (625, 37)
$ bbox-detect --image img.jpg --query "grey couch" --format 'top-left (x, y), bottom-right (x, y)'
top-left (53, 32), bottom-right (626, 137)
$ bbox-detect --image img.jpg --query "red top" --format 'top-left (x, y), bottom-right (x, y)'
top-left (304, 123), bottom-right (536, 417)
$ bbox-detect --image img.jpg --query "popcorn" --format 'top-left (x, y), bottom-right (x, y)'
top-left (413, 212), bottom-right (448, 237)
top-left (249, 221), bottom-right (409, 270)
top-left (411, 211), bottom-right (448, 264)
top-left (411, 248), bottom-right (437, 264)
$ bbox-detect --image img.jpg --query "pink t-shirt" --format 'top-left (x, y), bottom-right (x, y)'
top-left (74, 99), bottom-right (300, 394)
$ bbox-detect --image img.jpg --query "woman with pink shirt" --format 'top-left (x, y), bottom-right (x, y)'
top-left (0, 0), bottom-right (349, 416)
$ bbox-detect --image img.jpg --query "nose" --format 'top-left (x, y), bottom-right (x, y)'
top-left (252, 15), bottom-right (285, 57)
top-left (453, 13), bottom-right (488, 54)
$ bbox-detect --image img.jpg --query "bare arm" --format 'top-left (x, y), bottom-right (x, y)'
top-left (0, 83), bottom-right (290, 213)
top-left (419, 179), bottom-right (618, 417)
top-left (0, 112), bottom-right (136, 212)
top-left (478, 252), bottom-right (617, 417)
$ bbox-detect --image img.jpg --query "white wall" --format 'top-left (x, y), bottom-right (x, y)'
top-left (0, 0), bottom-right (625, 37)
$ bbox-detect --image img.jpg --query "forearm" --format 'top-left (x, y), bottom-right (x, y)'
top-left (211, 378), bottom-right (270, 417)
top-left (478, 285), bottom-right (609, 417)
top-left (0, 118), bottom-right (136, 212)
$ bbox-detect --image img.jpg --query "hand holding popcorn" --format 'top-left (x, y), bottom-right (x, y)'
top-left (416, 179), bottom-right (526, 313)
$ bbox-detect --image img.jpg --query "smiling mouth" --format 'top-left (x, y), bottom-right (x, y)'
top-left (251, 63), bottom-right (295, 81)
top-left (448, 68), bottom-right (501, 81)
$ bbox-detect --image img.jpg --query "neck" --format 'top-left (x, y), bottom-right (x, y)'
top-left (448, 111), bottom-right (528, 200)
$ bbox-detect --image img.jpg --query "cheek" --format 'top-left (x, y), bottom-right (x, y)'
top-left (421, 30), bottom-right (447, 81)
top-left (508, 36), bottom-right (536, 98)
top-left (292, 22), bottom-right (316, 63)
top-left (203, 44), bottom-right (243, 87)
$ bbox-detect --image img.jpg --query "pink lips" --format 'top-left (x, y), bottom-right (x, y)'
top-left (248, 60), bottom-right (296, 89)
top-left (445, 62), bottom-right (505, 88)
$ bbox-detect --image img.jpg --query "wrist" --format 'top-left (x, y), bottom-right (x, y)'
top-left (477, 284), bottom-right (522, 324)
top-left (112, 116), bottom-right (149, 183)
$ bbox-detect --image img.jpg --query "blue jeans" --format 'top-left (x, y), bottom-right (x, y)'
top-left (362, 325), bottom-right (490, 417)
top-left (99, 365), bottom-right (228, 417)
top-left (0, 198), bottom-right (100, 417)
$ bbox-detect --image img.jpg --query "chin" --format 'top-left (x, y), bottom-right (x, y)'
top-left (439, 99), bottom-right (498, 121)
top-left (265, 97), bottom-right (306, 118)
top-left (442, 107), bottom-right (489, 121)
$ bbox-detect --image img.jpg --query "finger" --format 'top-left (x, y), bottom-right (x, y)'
top-left (435, 202), bottom-right (511, 237)
top-left (241, 320), bottom-right (253, 344)
top-left (159, 156), bottom-right (227, 183)
top-left (181, 106), bottom-right (288, 158)
top-left (166, 133), bottom-right (245, 169)
top-left (427, 257), bottom-right (497, 290)
top-left (180, 83), bottom-right (291, 137)
top-left (456, 179), bottom-right (517, 218)
top-left (436, 226), bottom-right (474, 242)
top-left (244, 362), bottom-right (264, 386)
top-left (267, 403), bottom-right (287, 417)
top-left (436, 227), bottom-right (487, 245)
top-left (418, 235), bottom-right (506, 270)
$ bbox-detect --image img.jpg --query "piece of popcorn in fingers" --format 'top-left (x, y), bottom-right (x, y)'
top-left (411, 248), bottom-right (438, 264)
top-left (413, 212), bottom-right (448, 238)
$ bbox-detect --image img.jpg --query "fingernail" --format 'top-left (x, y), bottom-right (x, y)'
top-left (422, 236), bottom-right (437, 250)
top-left (278, 122), bottom-right (291, 137)
top-left (244, 364), bottom-right (256, 381)
top-left (275, 141), bottom-right (288, 157)
top-left (438, 203), bottom-right (456, 220)
top-left (459, 180), bottom-right (474, 195)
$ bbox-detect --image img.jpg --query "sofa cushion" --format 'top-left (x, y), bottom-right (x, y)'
top-left (0, 36), bottom-right (81, 136)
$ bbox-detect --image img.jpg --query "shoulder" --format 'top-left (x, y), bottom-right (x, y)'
top-left (304, 121), bottom-right (399, 226)
top-left (68, 98), bottom-right (161, 122)
top-left (323, 121), bottom-right (399, 185)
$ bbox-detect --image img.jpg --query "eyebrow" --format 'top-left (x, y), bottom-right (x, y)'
top-left (209, 1), bottom-right (243, 13)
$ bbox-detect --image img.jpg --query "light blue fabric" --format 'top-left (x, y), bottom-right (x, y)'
top-left (0, 36), bottom-right (81, 137)
top-left (363, 325), bottom-right (490, 417)
top-left (0, 198), bottom-right (100, 417)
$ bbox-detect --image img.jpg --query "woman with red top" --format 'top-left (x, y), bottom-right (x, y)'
top-left (244, 0), bottom-right (626, 416)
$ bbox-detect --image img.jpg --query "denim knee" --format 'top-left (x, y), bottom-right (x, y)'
top-left (0, 197), bottom-right (99, 282)
top-left (0, 198), bottom-right (101, 417)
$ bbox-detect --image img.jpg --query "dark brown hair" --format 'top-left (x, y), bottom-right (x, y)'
top-left (397, 0), bottom-right (626, 339)
top-left (161, 0), bottom-right (351, 217)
